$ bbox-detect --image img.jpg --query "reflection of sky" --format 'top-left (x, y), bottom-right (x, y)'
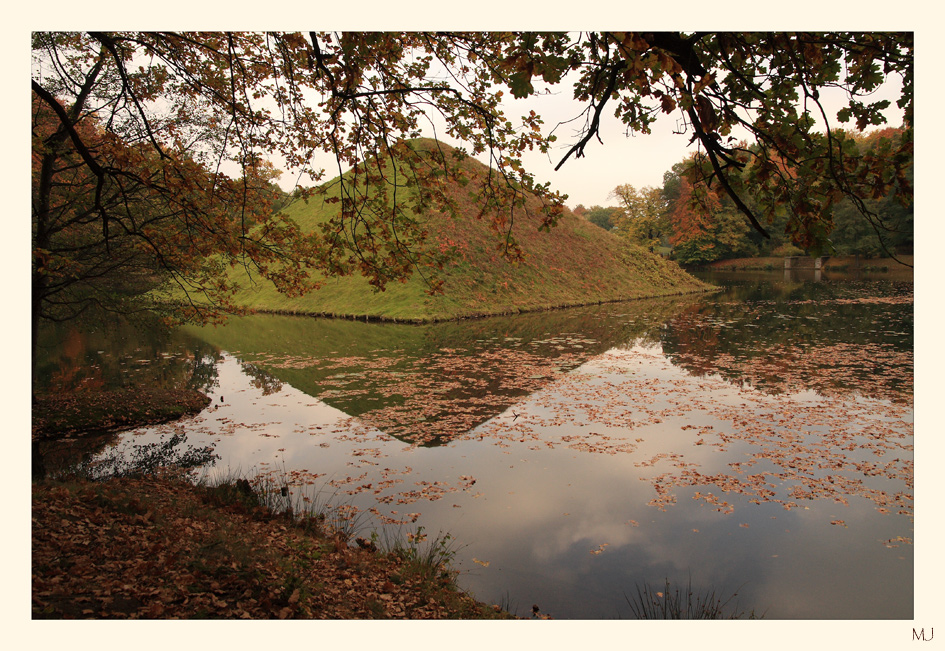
top-left (455, 346), bottom-right (912, 618)
top-left (114, 340), bottom-right (913, 619)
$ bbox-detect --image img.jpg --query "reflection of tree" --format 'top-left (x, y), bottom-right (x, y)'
top-left (34, 432), bottom-right (117, 479)
top-left (661, 278), bottom-right (913, 401)
top-left (187, 344), bottom-right (223, 394)
top-left (45, 328), bottom-right (106, 393)
top-left (241, 363), bottom-right (284, 396)
top-left (34, 309), bottom-right (223, 397)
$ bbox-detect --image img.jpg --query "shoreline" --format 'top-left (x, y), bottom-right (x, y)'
top-left (233, 284), bottom-right (718, 324)
top-left (32, 473), bottom-right (513, 619)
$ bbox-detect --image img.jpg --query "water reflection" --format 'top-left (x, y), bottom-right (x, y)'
top-left (35, 272), bottom-right (914, 619)
top-left (33, 312), bottom-right (223, 477)
top-left (34, 312), bottom-right (222, 395)
top-left (668, 274), bottom-right (913, 402)
top-left (182, 294), bottom-right (698, 445)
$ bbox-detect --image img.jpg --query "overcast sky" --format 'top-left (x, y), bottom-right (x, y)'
top-left (487, 82), bottom-right (693, 209)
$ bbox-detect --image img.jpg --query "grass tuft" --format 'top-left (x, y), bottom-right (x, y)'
top-left (373, 525), bottom-right (460, 585)
top-left (625, 577), bottom-right (762, 619)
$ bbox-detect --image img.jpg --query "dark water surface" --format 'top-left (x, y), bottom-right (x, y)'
top-left (35, 269), bottom-right (914, 619)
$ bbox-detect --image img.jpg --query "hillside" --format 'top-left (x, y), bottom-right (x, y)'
top-left (228, 139), bottom-right (711, 321)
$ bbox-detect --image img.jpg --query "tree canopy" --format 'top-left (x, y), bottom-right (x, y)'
top-left (31, 31), bottom-right (913, 335)
top-left (608, 125), bottom-right (914, 266)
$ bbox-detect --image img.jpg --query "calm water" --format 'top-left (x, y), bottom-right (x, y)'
top-left (35, 269), bottom-right (914, 619)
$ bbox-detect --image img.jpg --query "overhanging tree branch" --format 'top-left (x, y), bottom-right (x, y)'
top-left (31, 80), bottom-right (106, 179)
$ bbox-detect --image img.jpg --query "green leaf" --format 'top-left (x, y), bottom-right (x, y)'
top-left (508, 71), bottom-right (534, 99)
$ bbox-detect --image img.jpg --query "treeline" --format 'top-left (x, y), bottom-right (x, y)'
top-left (575, 127), bottom-right (913, 266)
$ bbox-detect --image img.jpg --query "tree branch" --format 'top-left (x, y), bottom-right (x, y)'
top-left (555, 60), bottom-right (622, 171)
top-left (685, 104), bottom-right (770, 238)
top-left (31, 81), bottom-right (105, 178)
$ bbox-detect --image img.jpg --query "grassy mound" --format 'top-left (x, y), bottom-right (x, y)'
top-left (228, 139), bottom-right (711, 321)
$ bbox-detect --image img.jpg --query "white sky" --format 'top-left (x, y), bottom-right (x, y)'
top-left (482, 78), bottom-right (694, 208)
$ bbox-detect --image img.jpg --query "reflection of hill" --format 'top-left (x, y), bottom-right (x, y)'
top-left (185, 295), bottom-right (700, 445)
top-left (661, 277), bottom-right (913, 402)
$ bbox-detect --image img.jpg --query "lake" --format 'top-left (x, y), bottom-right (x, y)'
top-left (34, 268), bottom-right (914, 619)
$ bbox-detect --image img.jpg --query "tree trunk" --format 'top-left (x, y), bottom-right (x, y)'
top-left (33, 129), bottom-right (60, 402)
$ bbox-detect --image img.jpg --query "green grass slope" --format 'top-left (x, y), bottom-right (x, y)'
top-left (230, 139), bottom-right (711, 321)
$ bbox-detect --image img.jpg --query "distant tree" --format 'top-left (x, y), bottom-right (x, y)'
top-left (668, 173), bottom-right (713, 265)
top-left (584, 205), bottom-right (621, 231)
top-left (662, 121), bottom-right (914, 262)
top-left (827, 128), bottom-right (913, 256)
top-left (666, 165), bottom-right (753, 265)
top-left (611, 184), bottom-right (668, 250)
